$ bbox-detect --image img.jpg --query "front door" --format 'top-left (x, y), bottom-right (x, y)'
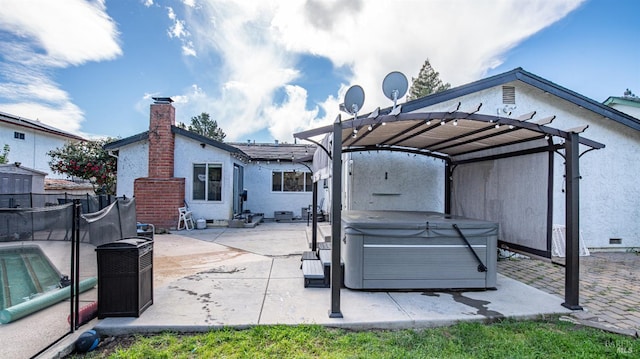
top-left (232, 164), bottom-right (244, 215)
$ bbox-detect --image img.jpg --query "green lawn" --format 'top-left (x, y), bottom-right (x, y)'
top-left (72, 319), bottom-right (639, 358)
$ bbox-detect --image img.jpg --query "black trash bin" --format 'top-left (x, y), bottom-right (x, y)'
top-left (96, 237), bottom-right (153, 318)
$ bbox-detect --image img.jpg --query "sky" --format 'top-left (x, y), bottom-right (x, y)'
top-left (0, 0), bottom-right (638, 143)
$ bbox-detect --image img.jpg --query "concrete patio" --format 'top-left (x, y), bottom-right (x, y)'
top-left (94, 222), bottom-right (571, 334)
top-left (38, 221), bottom-right (640, 358)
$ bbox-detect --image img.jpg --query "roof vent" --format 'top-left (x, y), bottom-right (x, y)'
top-left (502, 86), bottom-right (516, 105)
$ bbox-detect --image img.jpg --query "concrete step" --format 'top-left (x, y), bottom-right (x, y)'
top-left (317, 222), bottom-right (332, 242)
top-left (302, 259), bottom-right (327, 288)
top-left (301, 251), bottom-right (318, 261)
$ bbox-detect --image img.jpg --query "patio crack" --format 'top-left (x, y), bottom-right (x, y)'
top-left (257, 258), bottom-right (274, 323)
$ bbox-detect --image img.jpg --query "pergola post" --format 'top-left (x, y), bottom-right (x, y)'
top-left (444, 160), bottom-right (452, 214)
top-left (311, 181), bottom-right (318, 251)
top-left (563, 132), bottom-right (582, 310)
top-left (329, 116), bottom-right (343, 318)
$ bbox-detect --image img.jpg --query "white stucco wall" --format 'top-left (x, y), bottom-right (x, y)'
top-left (174, 137), bottom-right (237, 220)
top-left (0, 122), bottom-right (76, 179)
top-left (344, 151), bottom-right (444, 212)
top-left (114, 134), bottom-right (317, 222)
top-left (114, 140), bottom-right (148, 198)
top-left (405, 82), bottom-right (640, 249)
top-left (243, 161), bottom-right (316, 220)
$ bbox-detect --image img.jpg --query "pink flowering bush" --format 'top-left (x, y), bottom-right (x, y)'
top-left (48, 139), bottom-right (117, 194)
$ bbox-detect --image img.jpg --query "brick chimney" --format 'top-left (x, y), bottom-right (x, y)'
top-left (134, 97), bottom-right (185, 230)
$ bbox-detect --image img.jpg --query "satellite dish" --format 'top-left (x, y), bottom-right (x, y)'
top-left (382, 71), bottom-right (408, 108)
top-left (344, 85), bottom-right (365, 115)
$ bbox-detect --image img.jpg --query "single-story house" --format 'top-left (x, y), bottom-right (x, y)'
top-left (103, 98), bottom-right (319, 229)
top-left (44, 179), bottom-right (95, 195)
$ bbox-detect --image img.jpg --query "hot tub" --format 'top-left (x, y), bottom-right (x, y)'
top-left (341, 210), bottom-right (498, 290)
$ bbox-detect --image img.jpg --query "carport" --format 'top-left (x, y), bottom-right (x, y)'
top-left (294, 102), bottom-right (604, 318)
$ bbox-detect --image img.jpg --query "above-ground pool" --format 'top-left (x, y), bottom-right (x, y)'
top-left (0, 245), bottom-right (62, 310)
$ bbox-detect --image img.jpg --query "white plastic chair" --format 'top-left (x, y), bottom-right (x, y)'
top-left (177, 206), bottom-right (194, 230)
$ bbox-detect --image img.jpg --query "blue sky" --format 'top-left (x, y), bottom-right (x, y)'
top-left (0, 0), bottom-right (638, 143)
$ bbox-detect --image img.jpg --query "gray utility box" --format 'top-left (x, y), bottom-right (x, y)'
top-left (274, 211), bottom-right (293, 221)
top-left (96, 237), bottom-right (153, 318)
top-left (342, 210), bottom-right (498, 290)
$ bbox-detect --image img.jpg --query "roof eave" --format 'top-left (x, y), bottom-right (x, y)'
top-left (402, 68), bottom-right (640, 132)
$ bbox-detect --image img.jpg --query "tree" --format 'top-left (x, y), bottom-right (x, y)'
top-left (187, 112), bottom-right (226, 142)
top-left (48, 139), bottom-right (117, 195)
top-left (0, 144), bottom-right (9, 164)
top-left (407, 59), bottom-right (451, 101)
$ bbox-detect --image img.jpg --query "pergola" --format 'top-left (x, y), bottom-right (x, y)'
top-left (294, 102), bottom-right (604, 318)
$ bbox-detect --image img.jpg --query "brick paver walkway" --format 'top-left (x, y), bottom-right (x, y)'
top-left (498, 251), bottom-right (640, 335)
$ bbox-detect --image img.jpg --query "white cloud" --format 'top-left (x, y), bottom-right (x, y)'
top-left (0, 0), bottom-right (121, 66)
top-left (1, 101), bottom-right (85, 135)
top-left (0, 0), bottom-right (121, 135)
top-left (166, 6), bottom-right (197, 58)
top-left (174, 0), bottom-right (583, 142)
top-left (182, 42), bottom-right (197, 57)
top-left (263, 85), bottom-right (320, 142)
top-left (0, 0), bottom-right (585, 142)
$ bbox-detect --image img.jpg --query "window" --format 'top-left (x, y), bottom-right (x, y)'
top-left (192, 163), bottom-right (222, 201)
top-left (14, 131), bottom-right (25, 140)
top-left (272, 170), bottom-right (312, 192)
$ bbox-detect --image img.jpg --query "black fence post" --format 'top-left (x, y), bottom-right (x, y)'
top-left (72, 199), bottom-right (82, 330)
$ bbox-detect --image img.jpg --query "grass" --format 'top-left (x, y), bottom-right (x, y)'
top-left (70, 318), bottom-right (640, 358)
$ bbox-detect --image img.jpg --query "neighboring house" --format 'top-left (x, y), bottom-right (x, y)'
top-left (44, 179), bottom-right (94, 195)
top-left (104, 98), bottom-right (316, 229)
top-left (0, 111), bottom-right (86, 179)
top-left (300, 67), bottom-right (640, 251)
top-left (603, 92), bottom-right (640, 119)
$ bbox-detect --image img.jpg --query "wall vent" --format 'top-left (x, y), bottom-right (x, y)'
top-left (609, 238), bottom-right (622, 245)
top-left (502, 86), bottom-right (516, 104)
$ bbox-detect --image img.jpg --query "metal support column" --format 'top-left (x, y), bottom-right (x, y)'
top-left (311, 181), bottom-right (318, 251)
top-left (444, 160), bottom-right (452, 214)
top-left (329, 116), bottom-right (343, 318)
top-left (563, 132), bottom-right (582, 310)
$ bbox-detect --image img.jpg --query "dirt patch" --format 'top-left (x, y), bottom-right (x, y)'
top-left (154, 246), bottom-right (246, 287)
